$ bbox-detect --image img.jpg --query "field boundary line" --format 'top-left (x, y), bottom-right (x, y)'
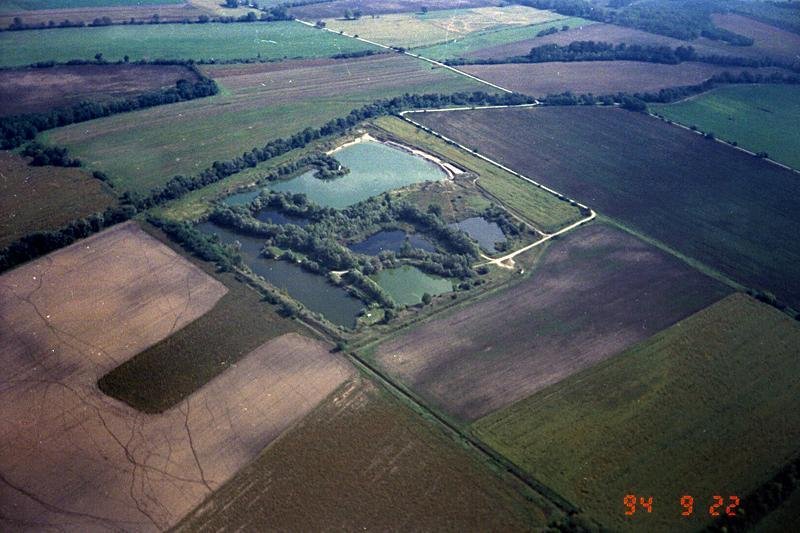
top-left (647, 111), bottom-right (800, 175)
top-left (293, 18), bottom-right (515, 94)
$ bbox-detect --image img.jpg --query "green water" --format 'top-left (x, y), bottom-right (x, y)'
top-left (372, 266), bottom-right (452, 306)
top-left (270, 141), bottom-right (446, 209)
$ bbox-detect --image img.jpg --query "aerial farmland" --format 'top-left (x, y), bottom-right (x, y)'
top-left (1, 0), bottom-right (799, 530)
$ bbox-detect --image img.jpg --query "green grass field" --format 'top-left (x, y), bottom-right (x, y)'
top-left (0, 21), bottom-right (375, 67)
top-left (41, 54), bottom-right (488, 193)
top-left (373, 116), bottom-right (583, 232)
top-left (324, 5), bottom-right (559, 49)
top-left (413, 17), bottom-right (591, 60)
top-left (0, 0), bottom-right (180, 10)
top-left (474, 293), bottom-right (800, 531)
top-left (652, 84), bottom-right (800, 170)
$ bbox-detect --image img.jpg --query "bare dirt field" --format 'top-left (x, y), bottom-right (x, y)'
top-left (465, 20), bottom-right (798, 61)
top-left (288, 0), bottom-right (501, 20)
top-left (176, 378), bottom-right (550, 530)
top-left (0, 63), bottom-right (200, 117)
top-left (0, 3), bottom-right (206, 29)
top-left (372, 223), bottom-right (730, 422)
top-left (711, 13), bottom-right (800, 63)
top-left (460, 61), bottom-right (783, 96)
top-left (0, 222), bottom-right (353, 530)
top-left (0, 150), bottom-right (115, 248)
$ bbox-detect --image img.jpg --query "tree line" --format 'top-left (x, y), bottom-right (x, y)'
top-left (447, 41), bottom-right (800, 72)
top-left (1, 65), bottom-right (217, 149)
top-left (2, 7), bottom-right (292, 32)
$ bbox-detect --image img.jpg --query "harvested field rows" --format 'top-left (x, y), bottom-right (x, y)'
top-left (0, 21), bottom-right (374, 67)
top-left (475, 294), bottom-right (800, 531)
top-left (0, 63), bottom-right (200, 117)
top-left (288, 0), bottom-right (503, 20)
top-left (323, 5), bottom-right (559, 48)
top-left (712, 13), bottom-right (800, 63)
top-left (0, 222), bottom-right (353, 530)
top-left (44, 53), bottom-right (488, 192)
top-left (459, 62), bottom-right (784, 97)
top-left (176, 379), bottom-right (549, 530)
top-left (414, 106), bottom-right (800, 308)
top-left (372, 223), bottom-right (730, 421)
top-left (0, 150), bottom-right (115, 248)
top-left (466, 20), bottom-right (794, 61)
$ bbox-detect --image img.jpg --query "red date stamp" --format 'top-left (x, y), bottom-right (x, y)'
top-left (624, 494), bottom-right (740, 517)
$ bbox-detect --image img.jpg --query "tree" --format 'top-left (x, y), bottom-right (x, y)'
top-left (198, 14), bottom-right (210, 23)
top-left (123, 55), bottom-right (130, 63)
top-left (344, 8), bottom-right (353, 19)
top-left (353, 9), bottom-right (362, 19)
top-left (94, 53), bottom-right (104, 63)
top-left (421, 6), bottom-right (429, 14)
top-left (225, 0), bottom-right (238, 7)
top-left (421, 292), bottom-right (432, 305)
top-left (315, 20), bottom-right (326, 28)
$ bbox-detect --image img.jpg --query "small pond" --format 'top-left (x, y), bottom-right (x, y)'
top-left (196, 221), bottom-right (363, 328)
top-left (448, 216), bottom-right (506, 254)
top-left (254, 207), bottom-right (310, 227)
top-left (350, 229), bottom-right (436, 255)
top-left (269, 140), bottom-right (447, 209)
top-left (372, 265), bottom-right (452, 306)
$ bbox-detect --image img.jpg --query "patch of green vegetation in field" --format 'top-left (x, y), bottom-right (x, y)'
top-left (413, 17), bottom-right (591, 60)
top-left (0, 21), bottom-right (374, 67)
top-left (652, 84), bottom-right (800, 170)
top-left (98, 230), bottom-right (303, 413)
top-left (373, 116), bottom-right (582, 232)
top-left (474, 293), bottom-right (800, 531)
top-left (41, 56), bottom-right (486, 194)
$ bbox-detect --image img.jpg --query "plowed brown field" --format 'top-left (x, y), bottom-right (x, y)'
top-left (0, 222), bottom-right (353, 531)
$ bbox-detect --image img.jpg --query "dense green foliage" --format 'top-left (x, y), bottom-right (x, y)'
top-left (0, 62), bottom-right (217, 148)
top-left (21, 142), bottom-right (81, 166)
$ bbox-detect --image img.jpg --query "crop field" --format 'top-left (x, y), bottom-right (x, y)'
top-left (474, 294), bottom-right (800, 531)
top-left (323, 5), bottom-right (560, 48)
top-left (98, 225), bottom-right (304, 413)
top-left (1, 0), bottom-right (181, 9)
top-left (653, 84), bottom-right (800, 169)
top-left (43, 54), bottom-right (488, 193)
top-left (0, 221), bottom-right (354, 530)
top-left (370, 223), bottom-right (730, 422)
top-left (712, 13), bottom-right (800, 63)
top-left (175, 378), bottom-right (550, 531)
top-left (373, 116), bottom-right (583, 233)
top-left (415, 17), bottom-right (591, 60)
top-left (288, 0), bottom-right (503, 20)
top-left (467, 20), bottom-right (787, 61)
top-left (0, 63), bottom-right (199, 116)
top-left (414, 106), bottom-right (800, 309)
top-left (0, 21), bottom-right (375, 67)
top-left (0, 151), bottom-right (115, 248)
top-left (459, 62), bottom-right (782, 96)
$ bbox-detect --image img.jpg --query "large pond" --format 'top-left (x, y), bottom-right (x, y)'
top-left (196, 221), bottom-right (363, 328)
top-left (449, 216), bottom-right (506, 254)
top-left (350, 229), bottom-right (436, 255)
top-left (269, 141), bottom-right (447, 209)
top-left (372, 266), bottom-right (452, 306)
top-left (222, 189), bottom-right (260, 206)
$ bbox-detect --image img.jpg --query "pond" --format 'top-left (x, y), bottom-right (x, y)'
top-left (254, 207), bottom-right (310, 227)
top-left (222, 189), bottom-right (260, 206)
top-left (269, 140), bottom-right (447, 209)
top-left (448, 216), bottom-right (506, 254)
top-left (372, 266), bottom-right (452, 306)
top-left (350, 229), bottom-right (436, 255)
top-left (196, 221), bottom-right (363, 328)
